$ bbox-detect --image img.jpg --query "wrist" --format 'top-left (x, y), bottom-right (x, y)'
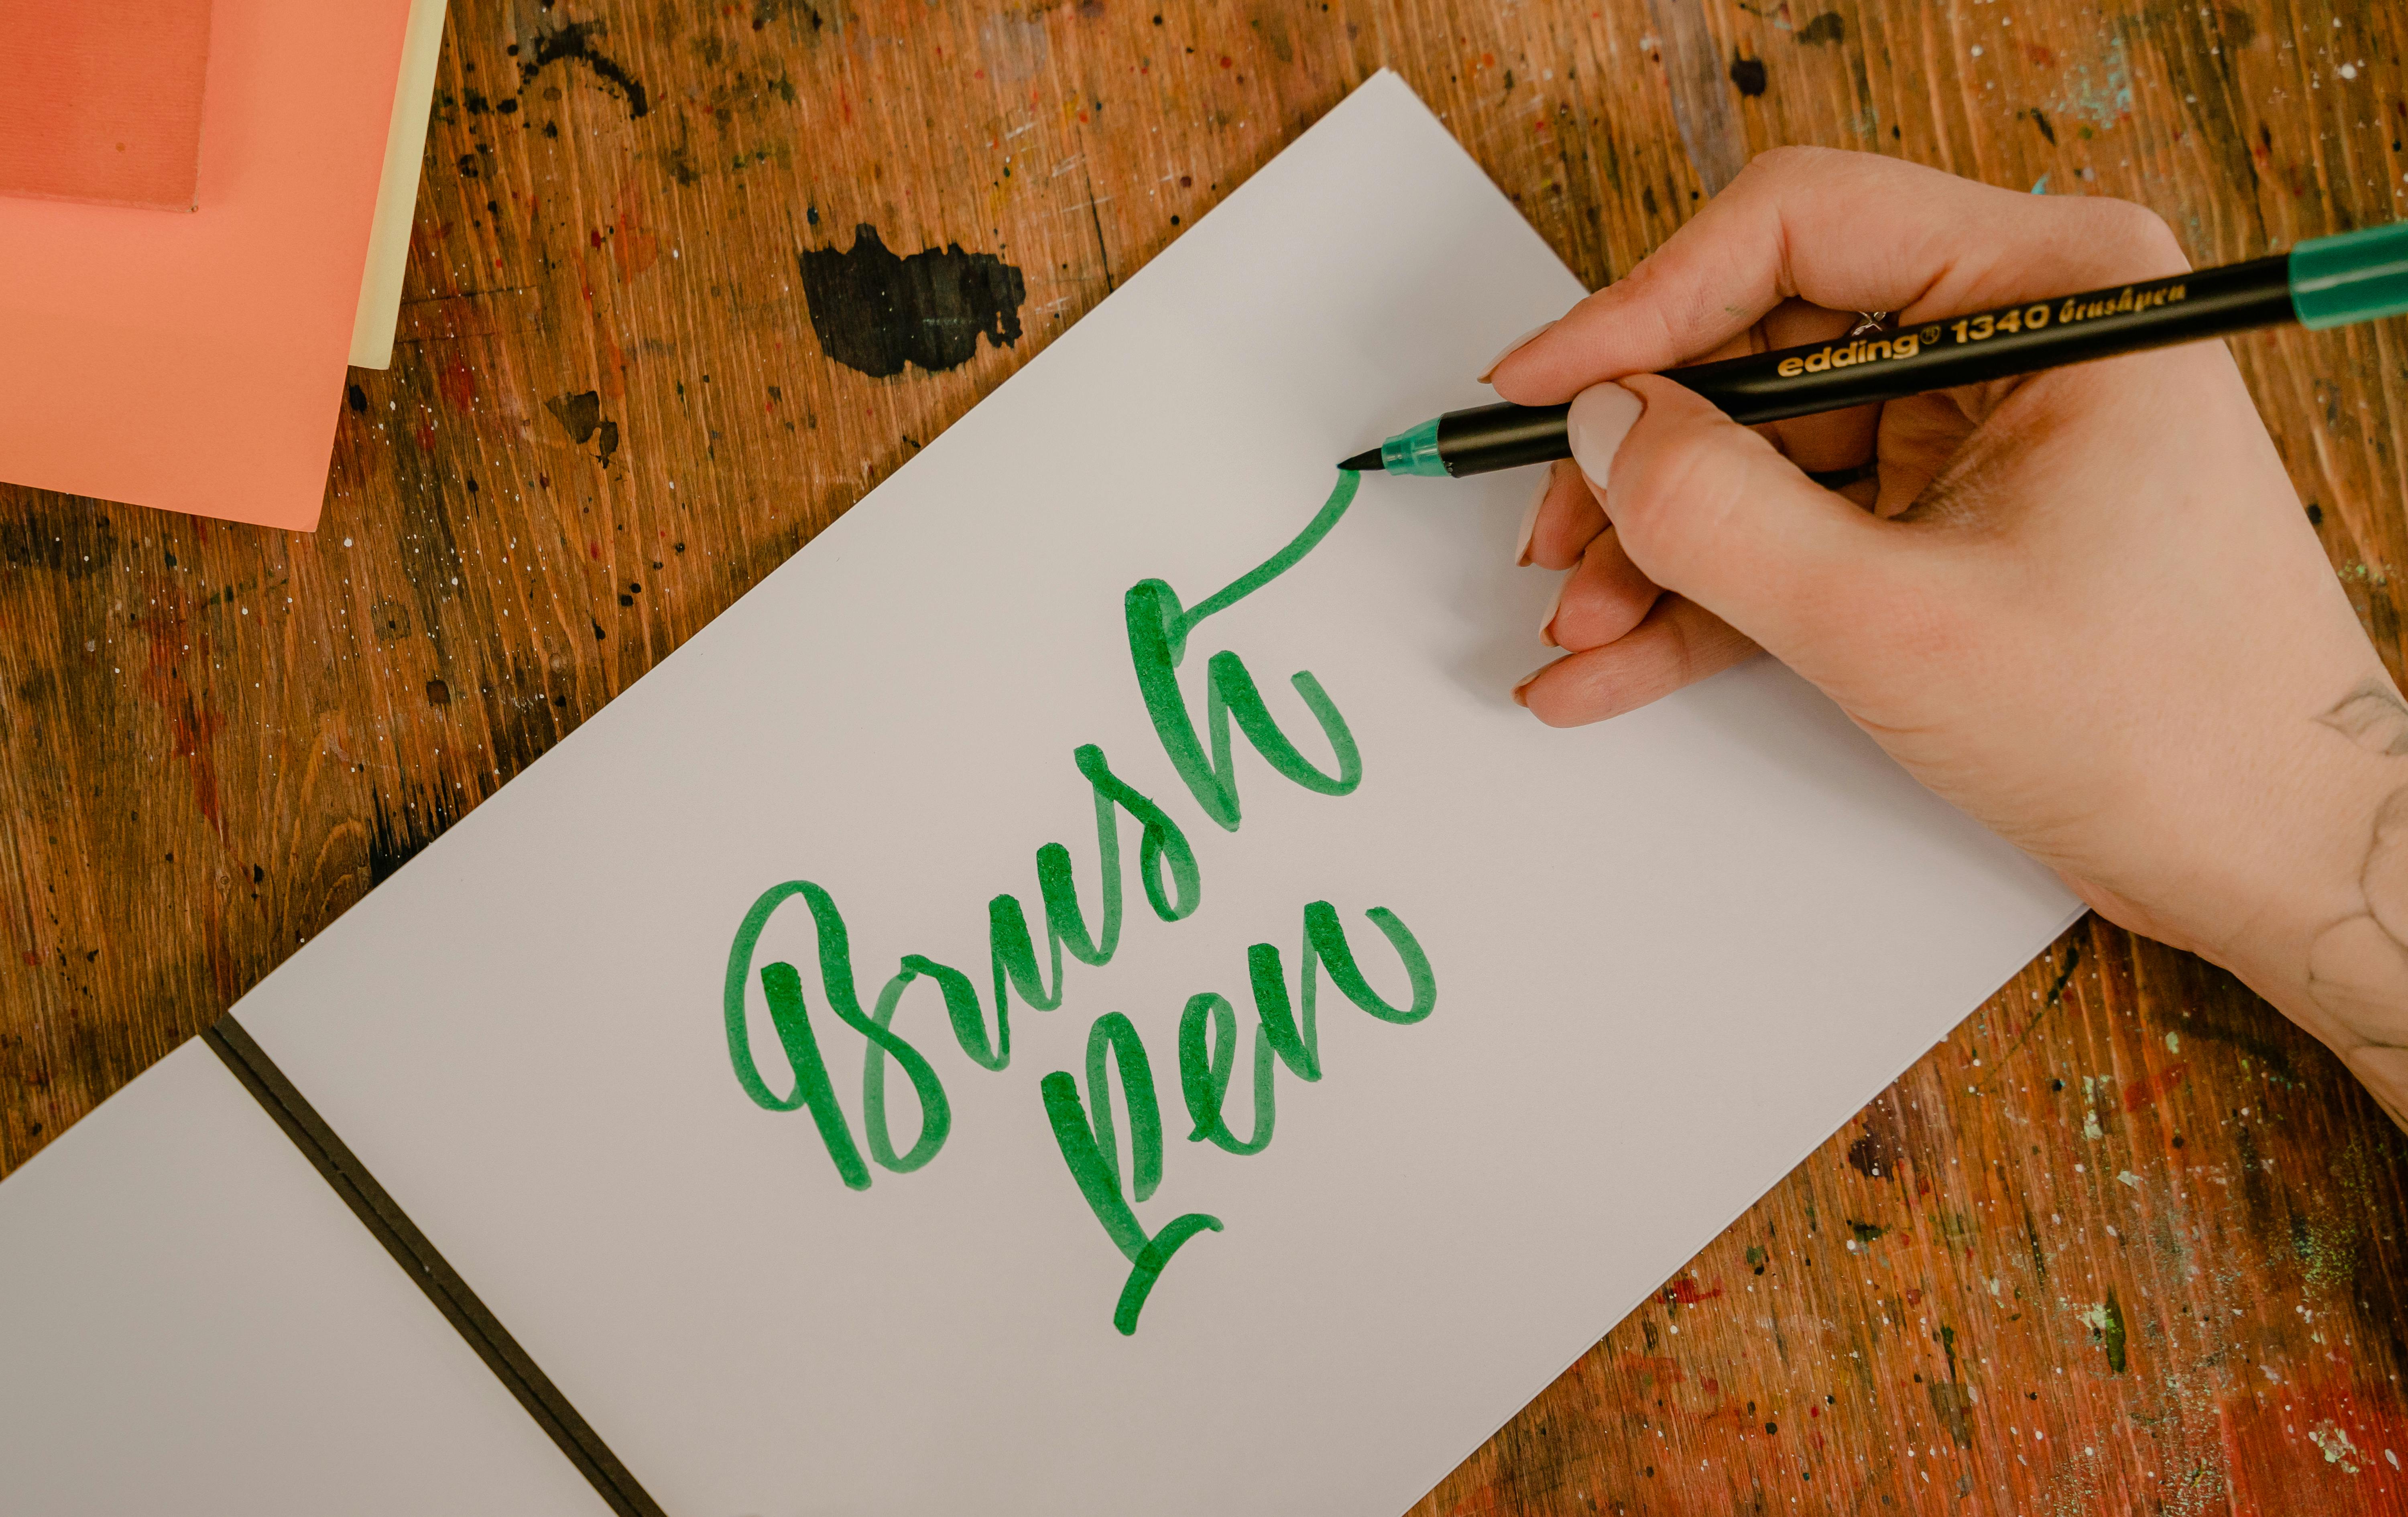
top-left (2204, 693), bottom-right (2408, 1065)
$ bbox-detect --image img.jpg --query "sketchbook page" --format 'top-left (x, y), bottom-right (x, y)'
top-left (0, 1042), bottom-right (605, 1517)
top-left (238, 71), bottom-right (2079, 1516)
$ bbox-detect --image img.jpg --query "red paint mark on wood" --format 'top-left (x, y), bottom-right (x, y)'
top-left (131, 595), bottom-right (224, 832)
top-left (1663, 1275), bottom-right (1725, 1307)
top-left (2124, 1060), bottom-right (2189, 1112)
top-left (2024, 44), bottom-right (2057, 67)
top-left (437, 351), bottom-right (477, 412)
top-left (1616, 1353), bottom-right (1686, 1389)
top-left (599, 328), bottom-right (629, 400)
top-left (2221, 1378), bottom-right (2408, 1513)
top-left (611, 184), bottom-right (659, 280)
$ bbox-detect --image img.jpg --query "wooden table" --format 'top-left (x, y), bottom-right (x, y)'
top-left (3, 0), bottom-right (2405, 1509)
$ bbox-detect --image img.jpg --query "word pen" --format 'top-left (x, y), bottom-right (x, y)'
top-left (1340, 219), bottom-right (2408, 478)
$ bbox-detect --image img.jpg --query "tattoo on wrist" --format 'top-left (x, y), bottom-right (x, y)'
top-left (2306, 677), bottom-right (2408, 1126)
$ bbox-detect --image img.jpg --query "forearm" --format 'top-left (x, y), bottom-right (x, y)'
top-left (2237, 676), bottom-right (2408, 1129)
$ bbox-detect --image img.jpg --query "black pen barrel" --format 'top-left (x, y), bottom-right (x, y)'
top-left (1427, 256), bottom-right (2295, 476)
top-left (1678, 256), bottom-right (2292, 423)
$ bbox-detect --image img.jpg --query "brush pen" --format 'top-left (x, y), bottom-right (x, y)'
top-left (1340, 220), bottom-right (2408, 478)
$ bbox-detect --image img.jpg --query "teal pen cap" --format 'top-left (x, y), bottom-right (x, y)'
top-left (1340, 406), bottom-right (1569, 477)
top-left (2289, 221), bottom-right (2408, 329)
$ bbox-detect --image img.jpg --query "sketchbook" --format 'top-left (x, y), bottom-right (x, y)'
top-left (0, 0), bottom-right (410, 528)
top-left (0, 73), bottom-right (2079, 1514)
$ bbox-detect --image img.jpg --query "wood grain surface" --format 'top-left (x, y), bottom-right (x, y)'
top-left (3, 0), bottom-right (2406, 1510)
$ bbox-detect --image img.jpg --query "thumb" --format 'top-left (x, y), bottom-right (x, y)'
top-left (1570, 376), bottom-right (1897, 662)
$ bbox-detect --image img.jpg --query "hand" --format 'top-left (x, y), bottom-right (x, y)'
top-left (1487, 147), bottom-right (2408, 1123)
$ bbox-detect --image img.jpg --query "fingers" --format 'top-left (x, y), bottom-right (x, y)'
top-left (1542, 527), bottom-right (1662, 650)
top-left (1752, 302), bottom-right (1880, 473)
top-left (1490, 145), bottom-right (2189, 405)
top-left (1578, 376), bottom-right (1892, 657)
top-left (1523, 459), bottom-right (1605, 569)
top-left (1514, 595), bottom-right (1759, 727)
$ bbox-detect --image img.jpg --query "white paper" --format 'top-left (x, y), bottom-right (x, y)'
top-left (0, 1042), bottom-right (606, 1515)
top-left (236, 72), bottom-right (2078, 1515)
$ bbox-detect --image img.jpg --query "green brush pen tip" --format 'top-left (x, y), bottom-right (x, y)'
top-left (1337, 448), bottom-right (1385, 473)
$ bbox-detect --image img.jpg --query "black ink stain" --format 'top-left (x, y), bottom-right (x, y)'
top-left (752, 0), bottom-right (826, 29)
top-left (522, 20), bottom-right (650, 119)
top-left (667, 135), bottom-right (702, 186)
top-left (1846, 1127), bottom-right (1895, 1180)
top-left (2028, 106), bottom-right (2058, 145)
top-left (368, 788), bottom-right (462, 885)
top-left (2043, 939), bottom-right (2082, 1005)
top-left (545, 391), bottom-right (621, 462)
top-left (1798, 11), bottom-right (1845, 44)
top-left (1927, 1381), bottom-right (1974, 1446)
top-left (547, 390), bottom-right (602, 441)
top-left (797, 224), bottom-right (1027, 379)
top-left (346, 383), bottom-right (368, 412)
top-left (0, 500), bottom-right (118, 581)
top-left (1729, 55), bottom-right (1769, 96)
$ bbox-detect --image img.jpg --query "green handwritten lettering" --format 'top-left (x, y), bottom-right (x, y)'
top-left (1125, 470), bottom-right (1366, 831)
top-left (1041, 1014), bottom-right (1223, 1334)
top-left (725, 881), bottom-right (950, 1188)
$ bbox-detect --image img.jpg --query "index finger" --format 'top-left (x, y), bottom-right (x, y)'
top-left (1489, 146), bottom-right (2190, 406)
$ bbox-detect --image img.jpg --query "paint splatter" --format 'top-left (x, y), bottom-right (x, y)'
top-left (1797, 12), bottom-right (1844, 45)
top-left (521, 19), bottom-right (649, 118)
top-left (609, 184), bottom-right (660, 281)
top-left (2050, 36), bottom-right (2133, 130)
top-left (1729, 55), bottom-right (1769, 96)
top-left (2123, 1061), bottom-right (2188, 1111)
top-left (1927, 1380), bottom-right (1973, 1446)
top-left (2076, 1292), bottom-right (2128, 1372)
top-left (545, 390), bottom-right (620, 462)
top-left (0, 503), bottom-right (116, 581)
top-left (1847, 1125), bottom-right (1897, 1179)
top-left (368, 788), bottom-right (464, 885)
top-left (797, 225), bottom-right (1028, 378)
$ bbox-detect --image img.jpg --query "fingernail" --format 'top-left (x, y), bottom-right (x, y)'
top-left (1511, 664), bottom-right (1547, 706)
top-left (1566, 382), bottom-right (1645, 495)
top-left (1478, 320), bottom-right (1558, 383)
top-left (1540, 572), bottom-right (1569, 647)
top-left (1512, 469), bottom-right (1549, 566)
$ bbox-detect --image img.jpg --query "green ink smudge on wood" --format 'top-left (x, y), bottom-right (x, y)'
top-left (2078, 1293), bottom-right (2128, 1373)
